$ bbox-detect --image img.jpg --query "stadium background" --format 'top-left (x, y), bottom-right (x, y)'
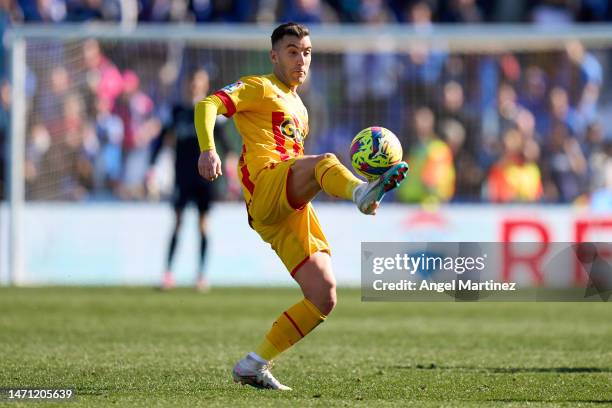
top-left (0, 2), bottom-right (611, 407)
top-left (0, 0), bottom-right (611, 285)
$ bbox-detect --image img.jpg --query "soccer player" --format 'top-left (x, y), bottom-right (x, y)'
top-left (194, 23), bottom-right (408, 390)
top-left (151, 69), bottom-right (231, 291)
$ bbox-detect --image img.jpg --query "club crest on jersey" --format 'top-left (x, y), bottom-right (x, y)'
top-left (280, 118), bottom-right (304, 144)
top-left (222, 81), bottom-right (244, 94)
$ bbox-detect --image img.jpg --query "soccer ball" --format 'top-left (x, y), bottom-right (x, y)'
top-left (350, 126), bottom-right (403, 180)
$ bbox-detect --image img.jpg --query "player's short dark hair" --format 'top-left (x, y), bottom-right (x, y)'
top-left (271, 22), bottom-right (310, 47)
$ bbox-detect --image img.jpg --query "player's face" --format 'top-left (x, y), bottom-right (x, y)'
top-left (271, 35), bottom-right (312, 88)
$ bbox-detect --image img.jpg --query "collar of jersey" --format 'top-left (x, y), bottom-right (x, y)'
top-left (269, 73), bottom-right (295, 96)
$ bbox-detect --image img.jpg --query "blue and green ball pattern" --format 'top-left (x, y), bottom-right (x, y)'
top-left (350, 126), bottom-right (403, 180)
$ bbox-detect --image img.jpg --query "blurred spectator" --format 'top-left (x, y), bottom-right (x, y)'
top-left (65, 0), bottom-right (120, 22)
top-left (279, 0), bottom-right (338, 23)
top-left (481, 81), bottom-right (528, 171)
top-left (541, 118), bottom-right (588, 202)
top-left (489, 0), bottom-right (528, 22)
top-left (399, 2), bottom-right (447, 110)
top-left (437, 80), bottom-right (479, 146)
top-left (438, 0), bottom-right (483, 23)
top-left (562, 40), bottom-right (602, 125)
top-left (590, 141), bottom-right (612, 211)
top-left (81, 39), bottom-right (124, 115)
top-left (36, 65), bottom-right (71, 124)
top-left (190, 0), bottom-right (256, 23)
top-left (518, 65), bottom-right (549, 137)
top-left (115, 69), bottom-right (161, 199)
top-left (325, 0), bottom-right (362, 22)
top-left (37, 0), bottom-right (66, 21)
top-left (400, 40), bottom-right (447, 111)
top-left (405, 0), bottom-right (434, 30)
top-left (93, 95), bottom-right (124, 196)
top-left (397, 106), bottom-right (455, 203)
top-left (498, 53), bottom-right (521, 85)
top-left (25, 122), bottom-right (51, 197)
top-left (45, 91), bottom-right (97, 153)
top-left (485, 128), bottom-right (542, 203)
top-left (584, 121), bottom-right (606, 194)
top-left (440, 118), bottom-right (482, 201)
top-left (29, 94), bottom-right (95, 200)
top-left (545, 86), bottom-right (584, 141)
top-left (139, 0), bottom-right (188, 22)
top-left (36, 136), bottom-right (93, 200)
top-left (515, 109), bottom-right (542, 145)
top-left (19, 0), bottom-right (65, 21)
top-left (531, 0), bottom-right (578, 25)
top-left (296, 69), bottom-right (329, 160)
top-left (343, 0), bottom-right (399, 131)
top-left (495, 82), bottom-right (528, 137)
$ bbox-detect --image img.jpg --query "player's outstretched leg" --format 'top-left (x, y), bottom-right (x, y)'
top-left (308, 152), bottom-right (409, 215)
top-left (352, 162), bottom-right (409, 215)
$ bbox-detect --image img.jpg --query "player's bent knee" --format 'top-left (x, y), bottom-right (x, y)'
top-left (294, 252), bottom-right (337, 314)
top-left (323, 288), bottom-right (337, 316)
top-left (309, 279), bottom-right (336, 316)
top-left (307, 293), bottom-right (336, 316)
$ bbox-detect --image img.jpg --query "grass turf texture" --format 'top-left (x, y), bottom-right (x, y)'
top-left (0, 287), bottom-right (610, 407)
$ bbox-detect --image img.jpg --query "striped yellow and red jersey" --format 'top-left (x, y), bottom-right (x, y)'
top-left (213, 74), bottom-right (308, 203)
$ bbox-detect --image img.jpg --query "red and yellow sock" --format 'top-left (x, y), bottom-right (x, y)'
top-left (255, 298), bottom-right (326, 361)
top-left (314, 154), bottom-right (362, 201)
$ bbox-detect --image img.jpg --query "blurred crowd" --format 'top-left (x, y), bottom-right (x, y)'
top-left (0, 0), bottom-right (611, 207)
top-left (0, 0), bottom-right (611, 25)
top-left (317, 31), bottom-right (611, 207)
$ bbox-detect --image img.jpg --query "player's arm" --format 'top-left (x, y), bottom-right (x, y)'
top-left (195, 95), bottom-right (227, 181)
top-left (195, 77), bottom-right (262, 181)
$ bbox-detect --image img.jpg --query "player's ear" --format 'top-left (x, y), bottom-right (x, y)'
top-left (270, 48), bottom-right (278, 64)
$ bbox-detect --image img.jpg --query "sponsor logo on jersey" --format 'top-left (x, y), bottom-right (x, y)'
top-left (222, 81), bottom-right (244, 94)
top-left (280, 118), bottom-right (304, 144)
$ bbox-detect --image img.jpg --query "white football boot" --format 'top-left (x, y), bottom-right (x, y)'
top-left (232, 353), bottom-right (292, 391)
top-left (353, 162), bottom-right (409, 215)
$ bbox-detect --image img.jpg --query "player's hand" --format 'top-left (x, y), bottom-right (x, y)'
top-left (198, 149), bottom-right (223, 181)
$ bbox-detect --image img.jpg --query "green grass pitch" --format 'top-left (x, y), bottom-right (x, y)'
top-left (0, 287), bottom-right (610, 407)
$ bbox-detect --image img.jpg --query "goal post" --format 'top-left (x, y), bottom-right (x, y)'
top-left (8, 36), bottom-right (26, 286)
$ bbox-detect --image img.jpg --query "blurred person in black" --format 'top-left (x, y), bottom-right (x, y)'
top-left (150, 68), bottom-right (232, 291)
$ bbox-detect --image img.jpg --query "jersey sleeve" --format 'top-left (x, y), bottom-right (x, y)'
top-left (213, 76), bottom-right (264, 117)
